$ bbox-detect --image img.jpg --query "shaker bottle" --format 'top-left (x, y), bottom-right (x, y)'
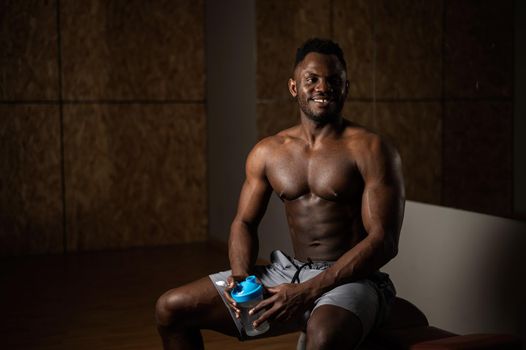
top-left (231, 275), bottom-right (270, 336)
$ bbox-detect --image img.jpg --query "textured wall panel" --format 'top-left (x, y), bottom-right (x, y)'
top-left (333, 0), bottom-right (375, 99)
top-left (445, 0), bottom-right (513, 98)
top-left (374, 102), bottom-right (442, 204)
top-left (0, 1), bottom-right (58, 100)
top-left (61, 0), bottom-right (204, 100)
top-left (342, 101), bottom-right (375, 130)
top-left (0, 105), bottom-right (62, 256)
top-left (443, 101), bottom-right (512, 216)
top-left (256, 0), bottom-right (331, 101)
top-left (64, 104), bottom-right (207, 251)
top-left (375, 0), bottom-right (442, 99)
top-left (257, 100), bottom-right (298, 139)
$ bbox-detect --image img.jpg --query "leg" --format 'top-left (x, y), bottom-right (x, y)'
top-left (155, 277), bottom-right (238, 350)
top-left (305, 305), bottom-right (363, 350)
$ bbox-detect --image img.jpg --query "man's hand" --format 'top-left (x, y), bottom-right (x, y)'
top-left (250, 283), bottom-right (316, 328)
top-left (223, 275), bottom-right (249, 319)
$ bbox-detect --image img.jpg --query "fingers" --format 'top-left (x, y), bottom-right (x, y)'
top-left (225, 275), bottom-right (237, 291)
top-left (252, 304), bottom-right (278, 328)
top-left (223, 275), bottom-right (243, 318)
top-left (249, 294), bottom-right (279, 328)
top-left (250, 284), bottom-right (299, 327)
top-left (223, 289), bottom-right (241, 318)
top-left (266, 286), bottom-right (279, 294)
top-left (250, 283), bottom-right (286, 315)
top-left (249, 295), bottom-right (274, 315)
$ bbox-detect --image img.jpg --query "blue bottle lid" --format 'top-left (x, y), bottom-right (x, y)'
top-left (231, 275), bottom-right (263, 303)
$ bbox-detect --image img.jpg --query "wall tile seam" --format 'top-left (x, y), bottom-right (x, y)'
top-left (1, 97), bottom-right (511, 104)
top-left (56, 0), bottom-right (67, 254)
top-left (255, 97), bottom-right (512, 104)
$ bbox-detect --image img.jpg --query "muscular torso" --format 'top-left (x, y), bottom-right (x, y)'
top-left (265, 124), bottom-right (368, 261)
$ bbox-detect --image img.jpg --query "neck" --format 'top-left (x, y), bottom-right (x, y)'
top-left (299, 114), bottom-right (344, 146)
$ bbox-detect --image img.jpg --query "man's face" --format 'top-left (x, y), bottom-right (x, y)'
top-left (289, 52), bottom-right (349, 123)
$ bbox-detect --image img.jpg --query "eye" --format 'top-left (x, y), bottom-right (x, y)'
top-left (329, 77), bottom-right (342, 86)
top-left (305, 76), bottom-right (317, 84)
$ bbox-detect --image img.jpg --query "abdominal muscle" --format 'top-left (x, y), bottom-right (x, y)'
top-left (284, 193), bottom-right (365, 262)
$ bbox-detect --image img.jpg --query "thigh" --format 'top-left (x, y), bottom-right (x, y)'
top-left (159, 277), bottom-right (239, 337)
top-left (315, 279), bottom-right (380, 337)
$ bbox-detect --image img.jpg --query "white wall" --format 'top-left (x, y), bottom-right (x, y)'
top-left (515, 1), bottom-right (526, 217)
top-left (383, 201), bottom-right (526, 344)
top-left (204, 0), bottom-right (297, 250)
top-left (205, 0), bottom-right (257, 243)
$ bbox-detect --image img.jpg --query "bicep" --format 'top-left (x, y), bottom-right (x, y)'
top-left (235, 176), bottom-right (272, 226)
top-left (234, 145), bottom-right (273, 227)
top-left (362, 181), bottom-right (404, 240)
top-left (360, 139), bottom-right (405, 241)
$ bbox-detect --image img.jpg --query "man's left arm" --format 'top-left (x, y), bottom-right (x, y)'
top-left (252, 135), bottom-right (405, 326)
top-left (306, 135), bottom-right (405, 293)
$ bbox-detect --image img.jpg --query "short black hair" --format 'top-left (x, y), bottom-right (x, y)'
top-left (294, 38), bottom-right (347, 71)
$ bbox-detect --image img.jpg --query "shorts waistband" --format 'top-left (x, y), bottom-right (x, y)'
top-left (292, 257), bottom-right (335, 270)
top-left (270, 250), bottom-right (336, 270)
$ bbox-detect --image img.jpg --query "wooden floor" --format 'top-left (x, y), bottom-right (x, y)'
top-left (0, 242), bottom-right (300, 350)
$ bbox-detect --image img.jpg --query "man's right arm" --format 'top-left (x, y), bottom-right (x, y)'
top-left (228, 140), bottom-right (273, 278)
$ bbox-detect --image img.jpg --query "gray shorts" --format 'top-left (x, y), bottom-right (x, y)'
top-left (209, 250), bottom-right (396, 340)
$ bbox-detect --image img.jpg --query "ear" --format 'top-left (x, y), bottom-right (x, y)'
top-left (344, 80), bottom-right (350, 98)
top-left (288, 78), bottom-right (298, 98)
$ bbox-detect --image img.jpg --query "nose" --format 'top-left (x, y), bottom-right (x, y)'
top-left (315, 78), bottom-right (331, 93)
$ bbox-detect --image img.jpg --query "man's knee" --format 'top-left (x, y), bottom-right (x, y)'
top-left (306, 323), bottom-right (349, 349)
top-left (155, 288), bottom-right (191, 327)
top-left (305, 306), bottom-right (363, 350)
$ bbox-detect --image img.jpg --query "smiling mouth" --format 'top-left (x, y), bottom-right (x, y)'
top-left (310, 97), bottom-right (332, 105)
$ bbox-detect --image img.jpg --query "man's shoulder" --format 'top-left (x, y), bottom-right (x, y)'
top-left (246, 128), bottom-right (299, 170)
top-left (342, 120), bottom-right (399, 159)
top-left (343, 120), bottom-right (382, 148)
top-left (254, 125), bottom-right (302, 150)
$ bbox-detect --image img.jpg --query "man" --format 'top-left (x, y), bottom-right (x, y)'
top-left (155, 38), bottom-right (405, 350)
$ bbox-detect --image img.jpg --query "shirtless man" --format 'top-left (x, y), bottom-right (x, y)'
top-left (155, 38), bottom-right (405, 350)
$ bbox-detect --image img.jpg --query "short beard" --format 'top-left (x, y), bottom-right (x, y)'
top-left (298, 98), bottom-right (343, 125)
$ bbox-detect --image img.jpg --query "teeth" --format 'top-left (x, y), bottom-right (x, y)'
top-left (314, 99), bottom-right (328, 103)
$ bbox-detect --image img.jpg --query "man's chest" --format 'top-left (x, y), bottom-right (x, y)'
top-left (265, 148), bottom-right (363, 201)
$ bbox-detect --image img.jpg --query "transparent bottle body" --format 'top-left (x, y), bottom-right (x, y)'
top-left (238, 297), bottom-right (270, 336)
